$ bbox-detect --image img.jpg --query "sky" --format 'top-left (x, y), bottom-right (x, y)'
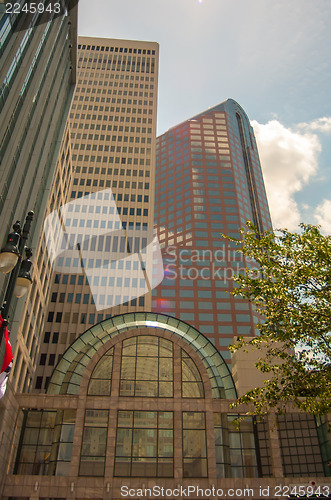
top-left (78, 0), bottom-right (331, 233)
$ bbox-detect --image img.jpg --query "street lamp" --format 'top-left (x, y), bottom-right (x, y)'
top-left (0, 211), bottom-right (34, 346)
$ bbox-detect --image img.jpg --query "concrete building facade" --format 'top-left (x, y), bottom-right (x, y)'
top-left (32, 36), bottom-right (160, 392)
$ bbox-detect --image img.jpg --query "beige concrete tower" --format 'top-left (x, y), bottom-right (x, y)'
top-left (34, 36), bottom-right (159, 391)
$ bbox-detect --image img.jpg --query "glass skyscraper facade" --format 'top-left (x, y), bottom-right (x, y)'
top-left (153, 99), bottom-right (272, 360)
top-left (0, 1), bottom-right (77, 382)
top-left (0, 1), bottom-right (77, 489)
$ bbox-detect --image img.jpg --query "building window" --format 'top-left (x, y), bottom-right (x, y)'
top-left (120, 336), bottom-right (173, 397)
top-left (182, 412), bottom-right (207, 477)
top-left (79, 410), bottom-right (109, 476)
top-left (87, 348), bottom-right (114, 395)
top-left (114, 410), bottom-right (173, 477)
top-left (181, 350), bottom-right (204, 398)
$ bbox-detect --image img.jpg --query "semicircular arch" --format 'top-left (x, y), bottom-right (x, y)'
top-left (47, 312), bottom-right (236, 399)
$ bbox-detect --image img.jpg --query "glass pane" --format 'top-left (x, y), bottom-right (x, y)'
top-left (182, 381), bottom-right (204, 398)
top-left (158, 412), bottom-right (173, 429)
top-left (79, 456), bottom-right (105, 476)
top-left (58, 442), bottom-right (73, 460)
top-left (242, 432), bottom-right (255, 448)
top-left (159, 338), bottom-right (173, 357)
top-left (38, 428), bottom-right (53, 446)
top-left (60, 424), bottom-right (75, 442)
top-left (243, 448), bottom-right (257, 467)
top-left (91, 354), bottom-right (113, 379)
top-left (132, 429), bottom-right (157, 457)
top-left (158, 430), bottom-right (173, 457)
top-left (117, 411), bottom-right (133, 428)
top-left (159, 382), bottom-right (173, 397)
top-left (215, 445), bottom-right (224, 463)
top-left (216, 462), bottom-right (225, 478)
top-left (41, 411), bottom-right (56, 427)
top-left (136, 357), bottom-right (158, 380)
top-left (114, 457), bottom-right (131, 476)
top-left (122, 337), bottom-right (137, 356)
top-left (183, 412), bottom-right (205, 429)
top-left (135, 380), bottom-right (157, 397)
top-left (81, 427), bottom-right (107, 456)
top-left (215, 427), bottom-right (223, 446)
top-left (116, 429), bottom-right (132, 457)
top-left (231, 465), bottom-right (244, 478)
top-left (183, 429), bottom-right (206, 458)
top-left (26, 411), bottom-right (42, 427)
top-left (157, 458), bottom-right (173, 477)
top-left (131, 457), bottom-right (157, 476)
top-left (182, 356), bottom-right (202, 382)
top-left (119, 380), bottom-right (135, 396)
top-left (55, 460), bottom-right (70, 476)
top-left (16, 462), bottom-right (35, 474)
top-left (121, 357), bottom-right (136, 379)
top-left (19, 445), bottom-right (36, 462)
top-left (238, 417), bottom-right (254, 432)
top-left (35, 446), bottom-right (51, 464)
top-left (85, 410), bottom-right (108, 427)
top-left (134, 411), bottom-right (157, 428)
top-left (88, 378), bottom-right (111, 395)
top-left (230, 449), bottom-right (243, 467)
top-left (63, 410), bottom-right (76, 424)
top-left (229, 433), bottom-right (242, 448)
top-left (22, 428), bottom-right (39, 445)
top-left (183, 458), bottom-right (207, 477)
top-left (137, 336), bottom-right (158, 356)
top-left (159, 358), bottom-right (173, 381)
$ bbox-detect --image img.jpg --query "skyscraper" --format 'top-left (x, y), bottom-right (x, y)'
top-left (0, 2), bottom-right (77, 382)
top-left (152, 99), bottom-right (272, 360)
top-left (0, 1), bottom-right (77, 487)
top-left (34, 36), bottom-right (159, 391)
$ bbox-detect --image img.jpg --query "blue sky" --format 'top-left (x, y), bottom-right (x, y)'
top-left (78, 0), bottom-right (331, 233)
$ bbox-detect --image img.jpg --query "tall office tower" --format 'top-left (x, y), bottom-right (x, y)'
top-left (34, 36), bottom-right (159, 391)
top-left (0, 3), bottom-right (77, 366)
top-left (152, 99), bottom-right (272, 361)
top-left (0, 3), bottom-right (77, 488)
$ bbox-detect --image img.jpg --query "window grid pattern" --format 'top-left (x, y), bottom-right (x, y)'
top-left (182, 412), bottom-right (207, 478)
top-left (87, 347), bottom-right (114, 395)
top-left (214, 414), bottom-right (259, 478)
top-left (14, 410), bottom-right (75, 476)
top-left (120, 336), bottom-right (173, 397)
top-left (278, 414), bottom-right (325, 477)
top-left (79, 409), bottom-right (109, 476)
top-left (114, 410), bottom-right (173, 477)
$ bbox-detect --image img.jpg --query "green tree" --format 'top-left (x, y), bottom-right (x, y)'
top-left (228, 222), bottom-right (331, 417)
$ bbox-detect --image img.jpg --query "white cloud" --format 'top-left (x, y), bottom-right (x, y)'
top-left (314, 199), bottom-right (331, 235)
top-left (298, 117), bottom-right (331, 134)
top-left (251, 120), bottom-right (321, 230)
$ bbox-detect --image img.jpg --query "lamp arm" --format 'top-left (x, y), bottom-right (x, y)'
top-left (0, 211), bottom-right (34, 342)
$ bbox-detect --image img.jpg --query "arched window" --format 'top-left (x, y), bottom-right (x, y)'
top-left (85, 335), bottom-right (204, 399)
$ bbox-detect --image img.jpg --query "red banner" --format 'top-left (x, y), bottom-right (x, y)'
top-left (0, 314), bottom-right (13, 374)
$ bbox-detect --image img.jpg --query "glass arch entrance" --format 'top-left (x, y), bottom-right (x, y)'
top-left (47, 312), bottom-right (237, 399)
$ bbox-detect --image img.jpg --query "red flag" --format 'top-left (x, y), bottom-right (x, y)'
top-left (0, 315), bottom-right (13, 398)
top-left (0, 314), bottom-right (13, 373)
